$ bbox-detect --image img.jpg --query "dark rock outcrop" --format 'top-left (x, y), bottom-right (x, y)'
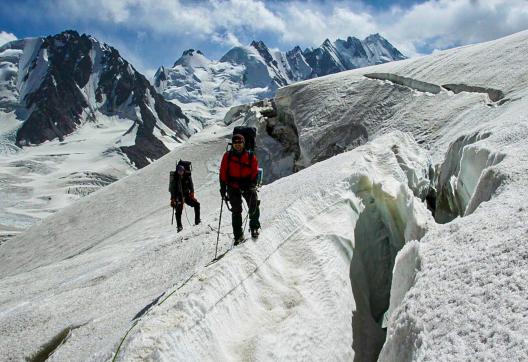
top-left (3, 30), bottom-right (190, 168)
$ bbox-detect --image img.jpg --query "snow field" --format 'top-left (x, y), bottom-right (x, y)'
top-left (0, 126), bottom-right (232, 361)
top-left (115, 132), bottom-right (432, 361)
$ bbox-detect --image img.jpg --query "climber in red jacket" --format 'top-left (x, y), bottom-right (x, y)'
top-left (219, 133), bottom-right (261, 244)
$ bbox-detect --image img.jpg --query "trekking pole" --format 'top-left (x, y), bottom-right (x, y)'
top-left (214, 198), bottom-right (224, 259)
top-left (171, 207), bottom-right (175, 225)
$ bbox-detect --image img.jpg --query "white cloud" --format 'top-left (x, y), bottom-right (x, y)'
top-left (48, 0), bottom-right (132, 23)
top-left (17, 0), bottom-right (528, 58)
top-left (383, 0), bottom-right (528, 56)
top-left (221, 0), bottom-right (286, 33)
top-left (279, 4), bottom-right (377, 46)
top-left (0, 31), bottom-right (17, 46)
top-left (46, 0), bottom-right (286, 39)
top-left (211, 32), bottom-right (243, 48)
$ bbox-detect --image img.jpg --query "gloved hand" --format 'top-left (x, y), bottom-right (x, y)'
top-left (220, 190), bottom-right (229, 202)
top-left (170, 198), bottom-right (176, 208)
top-left (189, 192), bottom-right (196, 202)
top-left (220, 183), bottom-right (227, 200)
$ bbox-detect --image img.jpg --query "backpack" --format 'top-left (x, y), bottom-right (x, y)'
top-left (177, 159), bottom-right (192, 174)
top-left (169, 159), bottom-right (192, 192)
top-left (233, 126), bottom-right (257, 152)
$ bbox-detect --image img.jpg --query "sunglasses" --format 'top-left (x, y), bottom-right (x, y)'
top-left (233, 141), bottom-right (244, 144)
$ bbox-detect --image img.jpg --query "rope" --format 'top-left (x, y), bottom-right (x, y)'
top-left (184, 205), bottom-right (192, 226)
top-left (111, 271), bottom-right (196, 361)
top-left (112, 185), bottom-right (260, 360)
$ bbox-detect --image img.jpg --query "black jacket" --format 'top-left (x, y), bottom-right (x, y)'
top-left (170, 173), bottom-right (194, 200)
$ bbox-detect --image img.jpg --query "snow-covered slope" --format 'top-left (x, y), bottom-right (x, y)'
top-left (154, 34), bottom-right (405, 125)
top-left (1, 30), bottom-right (528, 361)
top-left (0, 126), bottom-right (431, 361)
top-left (0, 31), bottom-right (191, 239)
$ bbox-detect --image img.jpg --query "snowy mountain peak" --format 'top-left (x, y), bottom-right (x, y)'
top-left (0, 30), bottom-right (191, 165)
top-left (250, 40), bottom-right (267, 50)
top-left (336, 36), bottom-right (367, 59)
top-left (343, 36), bottom-right (363, 48)
top-left (250, 40), bottom-right (275, 64)
top-left (363, 33), bottom-right (405, 62)
top-left (346, 35), bottom-right (361, 43)
top-left (173, 49), bottom-right (209, 68)
top-left (365, 32), bottom-right (382, 40)
top-left (181, 48), bottom-right (203, 57)
top-left (289, 45), bottom-right (303, 54)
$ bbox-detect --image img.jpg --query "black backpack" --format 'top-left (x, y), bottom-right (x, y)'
top-left (233, 126), bottom-right (257, 152)
top-left (177, 159), bottom-right (192, 173)
top-left (169, 159), bottom-right (192, 192)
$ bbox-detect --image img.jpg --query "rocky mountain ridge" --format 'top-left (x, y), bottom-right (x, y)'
top-left (0, 30), bottom-right (191, 168)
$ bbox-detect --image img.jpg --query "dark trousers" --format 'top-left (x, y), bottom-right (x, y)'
top-left (176, 195), bottom-right (200, 228)
top-left (227, 187), bottom-right (260, 239)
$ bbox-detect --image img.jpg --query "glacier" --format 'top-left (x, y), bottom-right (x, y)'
top-left (1, 29), bottom-right (528, 362)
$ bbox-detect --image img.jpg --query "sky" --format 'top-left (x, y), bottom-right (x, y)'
top-left (1, 0), bottom-right (528, 79)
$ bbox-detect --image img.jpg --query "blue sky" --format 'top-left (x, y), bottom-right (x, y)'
top-left (1, 0), bottom-right (528, 79)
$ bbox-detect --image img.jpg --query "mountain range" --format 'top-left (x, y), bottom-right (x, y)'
top-left (153, 34), bottom-right (405, 124)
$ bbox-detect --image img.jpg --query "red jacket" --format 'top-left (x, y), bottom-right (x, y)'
top-left (220, 150), bottom-right (258, 189)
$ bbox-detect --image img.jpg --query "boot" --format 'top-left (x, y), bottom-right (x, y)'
top-left (177, 225), bottom-right (183, 232)
top-left (194, 205), bottom-right (201, 225)
top-left (234, 234), bottom-right (245, 246)
top-left (232, 213), bottom-right (243, 244)
top-left (251, 228), bottom-right (260, 238)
